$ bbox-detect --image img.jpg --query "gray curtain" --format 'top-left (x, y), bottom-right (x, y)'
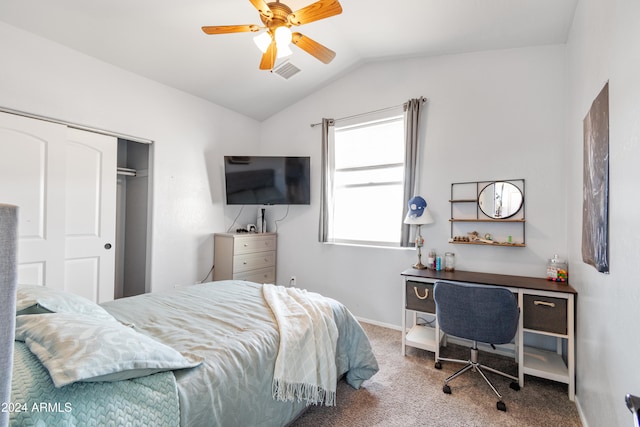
top-left (318, 118), bottom-right (335, 242)
top-left (0, 204), bottom-right (18, 427)
top-left (400, 97), bottom-right (426, 247)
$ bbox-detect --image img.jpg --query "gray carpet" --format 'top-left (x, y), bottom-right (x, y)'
top-left (292, 322), bottom-right (581, 427)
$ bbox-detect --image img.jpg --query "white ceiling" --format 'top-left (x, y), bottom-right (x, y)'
top-left (0, 0), bottom-right (578, 121)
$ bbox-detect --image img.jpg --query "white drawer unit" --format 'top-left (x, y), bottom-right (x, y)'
top-left (213, 233), bottom-right (276, 283)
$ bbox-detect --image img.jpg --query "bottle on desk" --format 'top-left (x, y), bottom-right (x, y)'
top-left (427, 249), bottom-right (436, 270)
top-left (546, 254), bottom-right (568, 282)
top-left (444, 252), bottom-right (455, 272)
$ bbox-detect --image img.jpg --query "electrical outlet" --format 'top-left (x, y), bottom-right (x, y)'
top-left (290, 276), bottom-right (296, 287)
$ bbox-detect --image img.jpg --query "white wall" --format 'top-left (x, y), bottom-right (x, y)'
top-left (6, 9), bottom-right (639, 424)
top-left (566, 0), bottom-right (640, 425)
top-left (258, 45), bottom-right (568, 327)
top-left (0, 22), bottom-right (261, 293)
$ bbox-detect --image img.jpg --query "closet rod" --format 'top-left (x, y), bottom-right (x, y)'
top-left (117, 167), bottom-right (137, 177)
top-left (0, 106), bottom-right (153, 144)
top-left (309, 97), bottom-right (427, 128)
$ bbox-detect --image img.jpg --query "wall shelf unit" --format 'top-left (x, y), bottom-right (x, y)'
top-left (449, 179), bottom-right (526, 246)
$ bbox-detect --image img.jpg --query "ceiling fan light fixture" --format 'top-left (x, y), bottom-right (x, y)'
top-left (203, 0), bottom-right (343, 70)
top-left (276, 43), bottom-right (293, 58)
top-left (274, 25), bottom-right (292, 47)
top-left (253, 31), bottom-right (272, 53)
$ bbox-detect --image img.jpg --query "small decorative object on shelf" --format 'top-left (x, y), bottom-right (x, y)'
top-left (546, 254), bottom-right (568, 282)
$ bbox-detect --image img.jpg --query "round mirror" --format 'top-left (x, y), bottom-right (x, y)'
top-left (478, 182), bottom-right (523, 219)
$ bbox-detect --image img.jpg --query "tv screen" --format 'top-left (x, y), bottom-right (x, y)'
top-left (224, 156), bottom-right (311, 205)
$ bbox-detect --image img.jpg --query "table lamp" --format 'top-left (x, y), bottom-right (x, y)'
top-left (404, 196), bottom-right (434, 269)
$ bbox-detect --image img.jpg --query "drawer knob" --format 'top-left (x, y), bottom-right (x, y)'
top-left (413, 287), bottom-right (429, 300)
top-left (534, 300), bottom-right (556, 308)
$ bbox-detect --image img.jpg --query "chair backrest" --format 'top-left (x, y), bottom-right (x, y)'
top-left (0, 204), bottom-right (18, 427)
top-left (434, 280), bottom-right (519, 345)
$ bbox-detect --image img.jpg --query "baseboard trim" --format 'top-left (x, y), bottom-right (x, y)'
top-left (355, 316), bottom-right (402, 331)
top-left (575, 395), bottom-right (588, 427)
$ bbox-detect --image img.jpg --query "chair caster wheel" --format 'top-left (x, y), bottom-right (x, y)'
top-left (497, 401), bottom-right (507, 412)
top-left (510, 382), bottom-right (520, 391)
top-left (435, 361), bottom-right (442, 369)
top-left (443, 384), bottom-right (451, 394)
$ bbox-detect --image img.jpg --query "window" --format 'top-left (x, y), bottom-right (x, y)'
top-left (328, 113), bottom-right (406, 246)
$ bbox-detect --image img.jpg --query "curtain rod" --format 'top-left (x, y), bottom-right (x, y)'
top-left (309, 98), bottom-right (427, 128)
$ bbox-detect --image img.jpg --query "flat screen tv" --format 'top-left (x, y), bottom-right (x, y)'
top-left (223, 156), bottom-right (311, 205)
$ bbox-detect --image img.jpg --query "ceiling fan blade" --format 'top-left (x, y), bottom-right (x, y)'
top-left (259, 41), bottom-right (277, 70)
top-left (202, 24), bottom-right (260, 35)
top-left (291, 32), bottom-right (336, 64)
top-left (249, 0), bottom-right (274, 18)
top-left (288, 0), bottom-right (342, 26)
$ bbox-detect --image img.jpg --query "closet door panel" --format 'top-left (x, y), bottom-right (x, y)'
top-left (65, 257), bottom-right (100, 302)
top-left (65, 128), bottom-right (117, 303)
top-left (0, 112), bottom-right (66, 288)
top-left (0, 133), bottom-right (44, 237)
top-left (65, 141), bottom-right (101, 236)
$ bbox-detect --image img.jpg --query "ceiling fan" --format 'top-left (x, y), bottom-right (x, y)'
top-left (202, 0), bottom-right (343, 71)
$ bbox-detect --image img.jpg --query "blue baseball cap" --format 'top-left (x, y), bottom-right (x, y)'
top-left (407, 196), bottom-right (427, 217)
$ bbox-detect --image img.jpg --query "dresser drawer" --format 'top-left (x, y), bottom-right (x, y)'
top-left (234, 267), bottom-right (276, 284)
top-left (523, 294), bottom-right (568, 334)
top-left (233, 251), bottom-right (276, 273)
top-left (405, 281), bottom-right (435, 314)
top-left (233, 235), bottom-right (276, 254)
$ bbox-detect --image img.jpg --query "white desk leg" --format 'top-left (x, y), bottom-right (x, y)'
top-left (435, 318), bottom-right (440, 363)
top-left (517, 291), bottom-right (524, 388)
top-left (568, 295), bottom-right (575, 401)
top-left (402, 281), bottom-right (407, 356)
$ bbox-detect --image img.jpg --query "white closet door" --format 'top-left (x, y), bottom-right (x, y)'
top-left (0, 112), bottom-right (116, 303)
top-left (64, 128), bottom-right (117, 303)
top-left (0, 112), bottom-right (66, 288)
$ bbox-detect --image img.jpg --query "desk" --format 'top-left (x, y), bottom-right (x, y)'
top-left (401, 268), bottom-right (577, 401)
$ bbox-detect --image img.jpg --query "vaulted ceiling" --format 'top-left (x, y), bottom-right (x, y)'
top-left (0, 0), bottom-right (578, 121)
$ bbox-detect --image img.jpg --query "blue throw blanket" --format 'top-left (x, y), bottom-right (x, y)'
top-left (10, 342), bottom-right (180, 427)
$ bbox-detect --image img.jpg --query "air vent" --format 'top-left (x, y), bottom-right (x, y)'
top-left (271, 61), bottom-right (301, 80)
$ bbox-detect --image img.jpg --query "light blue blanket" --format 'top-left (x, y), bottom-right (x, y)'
top-left (10, 342), bottom-right (180, 426)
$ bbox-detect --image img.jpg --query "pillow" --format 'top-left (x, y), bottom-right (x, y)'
top-left (15, 313), bottom-right (203, 387)
top-left (16, 285), bottom-right (114, 320)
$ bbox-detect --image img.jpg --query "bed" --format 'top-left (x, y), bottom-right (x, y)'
top-left (9, 280), bottom-right (379, 426)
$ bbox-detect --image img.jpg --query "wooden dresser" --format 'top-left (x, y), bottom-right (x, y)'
top-left (213, 232), bottom-right (276, 283)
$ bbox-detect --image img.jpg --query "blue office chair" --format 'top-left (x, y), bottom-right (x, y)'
top-left (434, 280), bottom-right (520, 412)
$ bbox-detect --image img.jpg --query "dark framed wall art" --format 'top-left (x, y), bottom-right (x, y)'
top-left (582, 82), bottom-right (609, 273)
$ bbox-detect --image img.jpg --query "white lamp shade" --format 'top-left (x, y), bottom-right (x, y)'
top-left (274, 26), bottom-right (292, 47)
top-left (253, 32), bottom-right (272, 53)
top-left (276, 43), bottom-right (293, 58)
top-left (404, 207), bottom-right (435, 225)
